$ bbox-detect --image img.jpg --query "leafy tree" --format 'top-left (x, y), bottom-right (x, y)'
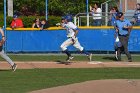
top-left (0, 0), bottom-right (112, 16)
top-left (0, 0), bottom-right (3, 12)
top-left (12, 0), bottom-right (107, 16)
top-left (48, 0), bottom-right (86, 15)
top-left (13, 0), bottom-right (45, 16)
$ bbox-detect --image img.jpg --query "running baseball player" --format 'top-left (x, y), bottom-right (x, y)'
top-left (0, 28), bottom-right (17, 71)
top-left (60, 15), bottom-right (92, 62)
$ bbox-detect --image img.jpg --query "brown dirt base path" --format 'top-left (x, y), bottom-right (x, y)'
top-left (1, 61), bottom-right (140, 93)
top-left (1, 61), bottom-right (140, 69)
top-left (30, 79), bottom-right (140, 93)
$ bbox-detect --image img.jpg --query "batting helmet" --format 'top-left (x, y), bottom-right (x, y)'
top-left (64, 15), bottom-right (73, 22)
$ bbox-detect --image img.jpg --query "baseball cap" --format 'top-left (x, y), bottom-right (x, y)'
top-left (116, 12), bottom-right (123, 18)
top-left (13, 14), bottom-right (18, 18)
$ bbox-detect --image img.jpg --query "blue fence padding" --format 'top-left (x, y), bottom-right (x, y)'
top-left (6, 29), bottom-right (140, 52)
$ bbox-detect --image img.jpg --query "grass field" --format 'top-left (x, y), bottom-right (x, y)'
top-left (0, 68), bottom-right (140, 93)
top-left (0, 54), bottom-right (140, 93)
top-left (0, 54), bottom-right (140, 62)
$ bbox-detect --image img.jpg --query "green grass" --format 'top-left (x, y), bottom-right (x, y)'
top-left (0, 54), bottom-right (140, 62)
top-left (0, 68), bottom-right (140, 93)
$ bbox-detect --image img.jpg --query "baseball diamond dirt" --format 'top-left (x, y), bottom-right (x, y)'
top-left (30, 79), bottom-right (140, 93)
top-left (1, 61), bottom-right (140, 69)
top-left (0, 61), bottom-right (140, 93)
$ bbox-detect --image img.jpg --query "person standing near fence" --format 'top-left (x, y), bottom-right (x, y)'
top-left (0, 28), bottom-right (17, 71)
top-left (133, 3), bottom-right (140, 26)
top-left (115, 12), bottom-right (132, 62)
top-left (60, 15), bottom-right (92, 62)
top-left (40, 19), bottom-right (49, 30)
top-left (90, 3), bottom-right (102, 26)
top-left (10, 14), bottom-right (24, 29)
top-left (32, 18), bottom-right (41, 28)
top-left (109, 6), bottom-right (119, 26)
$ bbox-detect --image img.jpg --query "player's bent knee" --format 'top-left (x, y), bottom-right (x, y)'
top-left (80, 47), bottom-right (84, 51)
top-left (60, 45), bottom-right (67, 51)
top-left (78, 47), bottom-right (84, 51)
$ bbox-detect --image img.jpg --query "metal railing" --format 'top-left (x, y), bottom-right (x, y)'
top-left (74, 12), bottom-right (135, 26)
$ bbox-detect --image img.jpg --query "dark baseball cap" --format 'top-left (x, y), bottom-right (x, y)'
top-left (116, 12), bottom-right (123, 18)
top-left (13, 14), bottom-right (18, 18)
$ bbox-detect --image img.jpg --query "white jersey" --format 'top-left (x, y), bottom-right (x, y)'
top-left (63, 22), bottom-right (78, 38)
top-left (92, 8), bottom-right (102, 20)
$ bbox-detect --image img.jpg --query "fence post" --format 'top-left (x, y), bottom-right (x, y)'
top-left (7, 0), bottom-right (13, 16)
top-left (74, 16), bottom-right (77, 26)
top-left (46, 0), bottom-right (48, 20)
top-left (4, 0), bottom-right (7, 53)
top-left (87, 13), bottom-right (89, 26)
top-left (78, 17), bottom-right (80, 26)
top-left (105, 3), bottom-right (108, 26)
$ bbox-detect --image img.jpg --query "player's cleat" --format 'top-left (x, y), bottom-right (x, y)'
top-left (66, 56), bottom-right (74, 61)
top-left (88, 54), bottom-right (92, 62)
top-left (12, 63), bottom-right (17, 72)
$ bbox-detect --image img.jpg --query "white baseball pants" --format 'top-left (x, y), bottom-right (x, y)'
top-left (60, 38), bottom-right (84, 51)
top-left (0, 50), bottom-right (14, 66)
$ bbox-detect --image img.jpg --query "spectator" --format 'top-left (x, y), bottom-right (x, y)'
top-left (108, 6), bottom-right (119, 26)
top-left (32, 18), bottom-right (41, 28)
top-left (133, 3), bottom-right (140, 26)
top-left (90, 3), bottom-right (102, 26)
top-left (40, 19), bottom-right (49, 30)
top-left (10, 14), bottom-right (24, 29)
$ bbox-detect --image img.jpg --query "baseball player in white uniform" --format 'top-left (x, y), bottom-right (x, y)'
top-left (0, 28), bottom-right (17, 72)
top-left (60, 15), bottom-right (92, 61)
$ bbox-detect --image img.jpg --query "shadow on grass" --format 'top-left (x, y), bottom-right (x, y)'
top-left (102, 56), bottom-right (117, 61)
top-left (56, 60), bottom-right (72, 65)
top-left (0, 69), bottom-right (11, 72)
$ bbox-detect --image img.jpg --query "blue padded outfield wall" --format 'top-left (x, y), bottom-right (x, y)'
top-left (5, 28), bottom-right (140, 52)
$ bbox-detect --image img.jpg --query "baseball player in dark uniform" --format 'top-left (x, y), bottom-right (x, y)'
top-left (0, 28), bottom-right (17, 71)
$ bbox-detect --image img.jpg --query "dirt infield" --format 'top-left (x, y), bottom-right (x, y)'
top-left (30, 79), bottom-right (140, 93)
top-left (1, 61), bottom-right (140, 93)
top-left (1, 61), bottom-right (140, 69)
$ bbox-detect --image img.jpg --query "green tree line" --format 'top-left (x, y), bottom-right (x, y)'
top-left (0, 0), bottom-right (117, 27)
top-left (0, 0), bottom-right (107, 16)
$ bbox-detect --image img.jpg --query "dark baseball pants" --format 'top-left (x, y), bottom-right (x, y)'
top-left (118, 35), bottom-right (132, 61)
